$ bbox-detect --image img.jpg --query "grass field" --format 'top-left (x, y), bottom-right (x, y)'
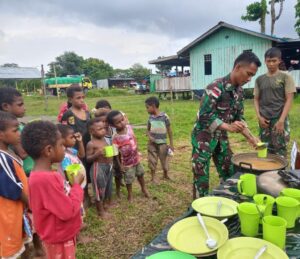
top-left (24, 93), bottom-right (300, 259)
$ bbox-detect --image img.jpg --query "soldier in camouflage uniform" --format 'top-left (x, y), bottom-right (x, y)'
top-left (192, 52), bottom-right (261, 197)
top-left (254, 47), bottom-right (296, 158)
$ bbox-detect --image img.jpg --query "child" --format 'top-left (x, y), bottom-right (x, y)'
top-left (61, 85), bottom-right (91, 146)
top-left (21, 120), bottom-right (84, 259)
top-left (56, 124), bottom-right (85, 179)
top-left (107, 110), bottom-right (149, 202)
top-left (94, 100), bottom-right (125, 198)
top-left (145, 96), bottom-right (174, 183)
top-left (254, 47), bottom-right (296, 157)
top-left (0, 87), bottom-right (44, 257)
top-left (0, 87), bottom-right (33, 175)
top-left (61, 85), bottom-right (91, 206)
top-left (0, 111), bottom-right (29, 259)
top-left (86, 118), bottom-right (113, 218)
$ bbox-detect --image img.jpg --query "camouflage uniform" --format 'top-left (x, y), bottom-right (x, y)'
top-left (191, 74), bottom-right (245, 197)
top-left (259, 117), bottom-right (290, 157)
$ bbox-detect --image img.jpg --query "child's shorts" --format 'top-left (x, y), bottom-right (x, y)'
top-left (124, 163), bottom-right (144, 185)
top-left (147, 142), bottom-right (169, 172)
top-left (44, 238), bottom-right (76, 259)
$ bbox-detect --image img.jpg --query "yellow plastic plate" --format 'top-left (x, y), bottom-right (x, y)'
top-left (192, 196), bottom-right (238, 218)
top-left (146, 251), bottom-right (196, 258)
top-left (167, 216), bottom-right (228, 255)
top-left (217, 237), bottom-right (289, 259)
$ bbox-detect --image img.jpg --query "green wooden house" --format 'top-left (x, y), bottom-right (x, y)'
top-left (177, 21), bottom-right (286, 90)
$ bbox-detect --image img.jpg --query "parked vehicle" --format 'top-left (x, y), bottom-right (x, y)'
top-left (44, 75), bottom-right (92, 95)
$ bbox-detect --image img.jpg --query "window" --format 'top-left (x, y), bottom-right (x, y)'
top-left (204, 54), bottom-right (212, 75)
top-left (243, 49), bottom-right (252, 53)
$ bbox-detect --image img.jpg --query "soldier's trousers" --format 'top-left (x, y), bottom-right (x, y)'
top-left (192, 138), bottom-right (234, 197)
top-left (259, 117), bottom-right (290, 158)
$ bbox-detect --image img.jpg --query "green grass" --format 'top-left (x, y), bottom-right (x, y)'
top-left (23, 93), bottom-right (300, 258)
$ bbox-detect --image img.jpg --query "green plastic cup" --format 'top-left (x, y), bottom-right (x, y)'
top-left (280, 188), bottom-right (300, 202)
top-left (237, 174), bottom-right (257, 197)
top-left (276, 196), bottom-right (300, 228)
top-left (104, 145), bottom-right (114, 157)
top-left (253, 194), bottom-right (275, 219)
top-left (263, 215), bottom-right (287, 249)
top-left (237, 202), bottom-right (260, 237)
top-left (65, 164), bottom-right (81, 184)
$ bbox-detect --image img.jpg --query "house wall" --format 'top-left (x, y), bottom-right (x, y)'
top-left (190, 27), bottom-right (272, 90)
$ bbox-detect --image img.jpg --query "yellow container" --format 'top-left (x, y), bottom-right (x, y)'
top-left (257, 142), bottom-right (267, 158)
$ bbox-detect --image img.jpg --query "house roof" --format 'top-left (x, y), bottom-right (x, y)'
top-left (148, 55), bottom-right (190, 66)
top-left (177, 21), bottom-right (286, 56)
top-left (0, 67), bottom-right (41, 79)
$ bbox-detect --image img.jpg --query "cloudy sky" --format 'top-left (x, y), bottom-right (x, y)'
top-left (0, 0), bottom-right (298, 71)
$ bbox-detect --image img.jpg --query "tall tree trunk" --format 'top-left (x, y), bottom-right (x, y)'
top-left (270, 0), bottom-right (284, 35)
top-left (260, 0), bottom-right (267, 33)
top-left (270, 0), bottom-right (276, 35)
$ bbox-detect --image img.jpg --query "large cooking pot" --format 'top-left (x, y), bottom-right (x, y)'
top-left (232, 152), bottom-right (288, 174)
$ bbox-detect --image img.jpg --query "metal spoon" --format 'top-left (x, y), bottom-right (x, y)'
top-left (216, 200), bottom-right (222, 216)
top-left (196, 213), bottom-right (218, 249)
top-left (254, 245), bottom-right (267, 259)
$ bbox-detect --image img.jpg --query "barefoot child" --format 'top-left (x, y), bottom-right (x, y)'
top-left (107, 110), bottom-right (149, 202)
top-left (145, 96), bottom-right (174, 182)
top-left (86, 118), bottom-right (113, 218)
top-left (61, 85), bottom-right (91, 206)
top-left (0, 87), bottom-right (44, 257)
top-left (21, 121), bottom-right (84, 259)
top-left (56, 124), bottom-right (85, 179)
top-left (0, 111), bottom-right (29, 259)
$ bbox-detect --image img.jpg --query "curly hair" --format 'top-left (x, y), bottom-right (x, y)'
top-left (66, 85), bottom-right (83, 98)
top-left (106, 110), bottom-right (122, 126)
top-left (21, 121), bottom-right (59, 159)
top-left (95, 99), bottom-right (112, 109)
top-left (0, 87), bottom-right (22, 111)
top-left (145, 96), bottom-right (159, 108)
top-left (87, 117), bottom-right (103, 131)
top-left (57, 123), bottom-right (74, 138)
top-left (0, 111), bottom-right (17, 131)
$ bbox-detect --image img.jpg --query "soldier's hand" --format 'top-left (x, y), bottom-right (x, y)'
top-left (274, 120), bottom-right (284, 135)
top-left (248, 136), bottom-right (259, 148)
top-left (258, 116), bottom-right (270, 129)
top-left (231, 121), bottom-right (245, 133)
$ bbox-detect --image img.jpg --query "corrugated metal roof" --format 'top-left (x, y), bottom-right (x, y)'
top-left (178, 21), bottom-right (287, 56)
top-left (0, 67), bottom-right (41, 79)
top-left (148, 55), bottom-right (190, 66)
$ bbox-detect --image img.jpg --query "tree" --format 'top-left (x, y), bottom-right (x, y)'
top-left (155, 56), bottom-right (172, 75)
top-left (47, 51), bottom-right (84, 77)
top-left (82, 58), bottom-right (114, 82)
top-left (241, 0), bottom-right (267, 33)
top-left (270, 0), bottom-right (285, 35)
top-left (128, 63), bottom-right (150, 81)
top-left (295, 0), bottom-right (300, 36)
top-left (113, 68), bottom-right (131, 78)
top-left (2, 63), bottom-right (19, 68)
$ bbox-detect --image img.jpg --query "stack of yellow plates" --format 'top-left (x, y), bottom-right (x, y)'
top-left (217, 237), bottom-right (289, 259)
top-left (192, 196), bottom-right (238, 219)
top-left (167, 216), bottom-right (228, 257)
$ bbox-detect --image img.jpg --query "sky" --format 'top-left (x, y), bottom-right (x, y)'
top-left (0, 0), bottom-right (298, 71)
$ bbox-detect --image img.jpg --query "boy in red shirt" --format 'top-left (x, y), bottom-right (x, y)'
top-left (21, 121), bottom-right (84, 259)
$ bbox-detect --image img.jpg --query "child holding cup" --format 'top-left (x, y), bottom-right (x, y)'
top-left (86, 118), bottom-right (114, 218)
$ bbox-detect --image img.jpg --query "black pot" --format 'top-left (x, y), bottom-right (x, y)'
top-left (231, 152), bottom-right (288, 174)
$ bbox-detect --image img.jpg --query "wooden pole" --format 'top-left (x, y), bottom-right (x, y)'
top-left (53, 64), bottom-right (59, 99)
top-left (41, 65), bottom-right (48, 111)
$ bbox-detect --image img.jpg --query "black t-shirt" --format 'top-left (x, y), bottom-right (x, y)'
top-left (61, 109), bottom-right (91, 146)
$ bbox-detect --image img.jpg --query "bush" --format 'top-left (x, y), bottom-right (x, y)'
top-left (85, 88), bottom-right (134, 98)
top-left (243, 88), bottom-right (254, 99)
